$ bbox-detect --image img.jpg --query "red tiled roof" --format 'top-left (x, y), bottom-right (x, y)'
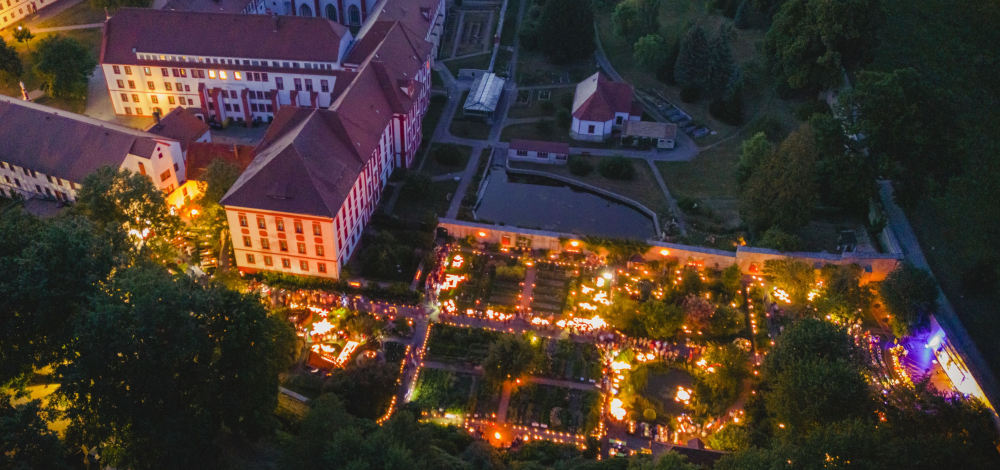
top-left (365, 0), bottom-right (443, 44)
top-left (510, 139), bottom-right (570, 155)
top-left (572, 72), bottom-right (634, 122)
top-left (161, 0), bottom-right (252, 13)
top-left (0, 95), bottom-right (172, 183)
top-left (184, 142), bottom-right (256, 181)
top-left (101, 8), bottom-right (349, 65)
top-left (144, 107), bottom-right (209, 150)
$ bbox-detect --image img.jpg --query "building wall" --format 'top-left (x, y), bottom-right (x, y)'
top-left (0, 0), bottom-right (57, 29)
top-left (102, 62), bottom-right (348, 121)
top-left (507, 148), bottom-right (568, 165)
top-left (0, 160), bottom-right (81, 202)
top-left (571, 117), bottom-right (613, 141)
top-left (227, 207), bottom-right (340, 277)
top-left (437, 219), bottom-right (902, 282)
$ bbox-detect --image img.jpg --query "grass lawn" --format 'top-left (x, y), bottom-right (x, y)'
top-left (423, 143), bottom-right (473, 177)
top-left (509, 155), bottom-right (670, 219)
top-left (33, 2), bottom-right (107, 28)
top-left (449, 91), bottom-right (491, 140)
top-left (498, 0), bottom-right (520, 47)
top-left (499, 122), bottom-right (611, 149)
top-left (431, 69), bottom-right (444, 87)
top-left (0, 28), bottom-right (102, 114)
top-left (443, 52), bottom-right (492, 76)
top-left (422, 95), bottom-right (447, 141)
top-left (393, 179), bottom-right (460, 221)
top-left (506, 88), bottom-right (573, 119)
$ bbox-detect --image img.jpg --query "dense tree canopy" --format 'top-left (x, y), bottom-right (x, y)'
top-left (535, 0), bottom-right (596, 64)
top-left (0, 396), bottom-right (71, 470)
top-left (31, 35), bottom-right (97, 99)
top-left (0, 37), bottom-right (22, 84)
top-left (738, 125), bottom-right (818, 233)
top-left (879, 262), bottom-right (938, 336)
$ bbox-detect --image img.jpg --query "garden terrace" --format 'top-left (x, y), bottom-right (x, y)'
top-left (529, 262), bottom-right (575, 315)
top-left (425, 323), bottom-right (503, 365)
top-left (532, 337), bottom-right (603, 383)
top-left (506, 384), bottom-right (602, 435)
top-left (438, 251), bottom-right (491, 313)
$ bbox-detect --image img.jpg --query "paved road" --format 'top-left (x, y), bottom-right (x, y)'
top-left (878, 181), bottom-right (1000, 411)
top-left (33, 22), bottom-right (103, 32)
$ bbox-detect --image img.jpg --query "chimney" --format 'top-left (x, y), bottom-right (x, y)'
top-left (272, 12), bottom-right (279, 32)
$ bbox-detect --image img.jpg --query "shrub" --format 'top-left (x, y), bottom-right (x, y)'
top-left (495, 265), bottom-right (526, 281)
top-left (535, 119), bottom-right (554, 136)
top-left (795, 99), bottom-right (831, 121)
top-left (434, 144), bottom-right (465, 167)
top-left (709, 94), bottom-right (744, 126)
top-left (677, 196), bottom-right (702, 215)
top-left (556, 108), bottom-right (572, 128)
top-left (597, 156), bottom-right (635, 180)
top-left (757, 227), bottom-right (803, 252)
top-left (568, 156), bottom-right (594, 176)
top-left (680, 84), bottom-right (701, 103)
top-left (540, 100), bottom-right (556, 114)
top-left (643, 408), bottom-right (657, 422)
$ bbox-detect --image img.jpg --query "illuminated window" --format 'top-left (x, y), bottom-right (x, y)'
top-left (150, 96), bottom-right (158, 104)
top-left (220, 71), bottom-right (228, 80)
top-left (208, 70), bottom-right (216, 79)
top-left (143, 67), bottom-right (151, 75)
top-left (132, 94), bottom-right (139, 102)
top-left (147, 81), bottom-right (155, 90)
top-left (234, 71), bottom-right (242, 80)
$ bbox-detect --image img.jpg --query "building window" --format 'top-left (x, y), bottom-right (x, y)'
top-left (516, 149), bottom-right (528, 156)
top-left (293, 78), bottom-right (302, 91)
top-left (161, 68), bottom-right (169, 77)
top-left (261, 73), bottom-right (268, 82)
top-left (242, 236), bottom-right (252, 247)
top-left (321, 79), bottom-right (329, 92)
top-left (297, 242), bottom-right (306, 254)
top-left (318, 263), bottom-right (327, 273)
top-left (298, 3), bottom-right (312, 16)
top-left (124, 66), bottom-right (132, 75)
top-left (349, 5), bottom-right (360, 24)
top-left (538, 152), bottom-right (548, 158)
top-left (305, 79), bottom-right (313, 92)
top-left (313, 223), bottom-right (322, 236)
top-left (168, 96), bottom-right (175, 105)
top-left (159, 169), bottom-right (171, 182)
top-left (113, 65), bottom-right (121, 74)
top-left (279, 240), bottom-right (288, 252)
top-left (238, 215), bottom-right (248, 227)
top-left (261, 238), bottom-right (270, 249)
top-left (128, 80), bottom-right (136, 89)
top-left (246, 254), bottom-right (256, 264)
top-left (326, 4), bottom-right (337, 21)
top-left (137, 162), bottom-right (146, 175)
top-left (294, 221), bottom-right (303, 233)
top-left (208, 70), bottom-right (216, 79)
top-left (234, 71), bottom-right (242, 80)
top-left (116, 79), bottom-right (124, 88)
top-left (132, 94), bottom-right (139, 102)
top-left (282, 258), bottom-right (291, 268)
top-left (300, 260), bottom-right (309, 271)
top-left (276, 219), bottom-right (285, 231)
top-left (275, 77), bottom-right (284, 90)
top-left (121, 93), bottom-right (129, 102)
top-left (316, 245), bottom-right (325, 257)
top-left (151, 96), bottom-right (158, 104)
top-left (143, 67), bottom-right (151, 75)
top-left (220, 71), bottom-right (229, 80)
top-left (264, 256), bottom-right (273, 266)
top-left (257, 217), bottom-right (266, 229)
top-left (588, 125), bottom-right (595, 133)
top-left (616, 116), bottom-right (623, 125)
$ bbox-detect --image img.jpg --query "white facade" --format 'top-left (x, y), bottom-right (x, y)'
top-left (570, 112), bottom-right (637, 142)
top-left (0, 0), bottom-right (57, 29)
top-left (101, 46), bottom-right (353, 123)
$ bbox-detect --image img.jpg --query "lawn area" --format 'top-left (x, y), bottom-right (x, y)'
top-left (425, 323), bottom-right (502, 364)
top-left (506, 88), bottom-right (573, 119)
top-left (509, 155), bottom-right (670, 219)
top-left (422, 95), bottom-right (447, 140)
top-left (0, 28), bottom-right (102, 114)
top-left (499, 122), bottom-right (611, 149)
top-left (443, 52), bottom-right (492, 76)
top-left (515, 49), bottom-right (598, 86)
top-left (422, 143), bottom-right (473, 177)
top-left (33, 1), bottom-right (107, 28)
top-left (449, 91), bottom-right (492, 140)
top-left (393, 179), bottom-right (460, 221)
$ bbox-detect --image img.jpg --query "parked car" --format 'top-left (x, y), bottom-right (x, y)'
top-left (692, 127), bottom-right (710, 138)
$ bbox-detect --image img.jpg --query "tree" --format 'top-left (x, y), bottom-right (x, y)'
top-left (56, 263), bottom-right (291, 469)
top-left (840, 68), bottom-right (958, 205)
top-left (89, 0), bottom-right (152, 11)
top-left (756, 227), bottom-right (802, 252)
top-left (809, 113), bottom-right (877, 214)
top-left (31, 35), bottom-right (97, 99)
top-left (0, 396), bottom-right (71, 470)
top-left (673, 24), bottom-right (710, 91)
top-left (482, 335), bottom-right (537, 383)
top-left (880, 262), bottom-right (938, 337)
top-left (738, 124), bottom-right (818, 233)
top-left (359, 231), bottom-right (411, 279)
top-left (639, 300), bottom-right (685, 339)
top-left (556, 107), bottom-right (572, 129)
top-left (814, 263), bottom-right (872, 322)
top-left (196, 158), bottom-right (242, 207)
top-left (633, 34), bottom-right (667, 71)
top-left (613, 0), bottom-right (661, 43)
top-left (539, 0), bottom-right (596, 64)
top-left (682, 295), bottom-right (714, 330)
top-left (0, 210), bottom-right (118, 390)
top-left (705, 24), bottom-right (735, 97)
top-left (764, 0), bottom-right (886, 90)
top-left (0, 37), bottom-right (21, 84)
top-left (402, 171), bottom-right (432, 199)
top-left (12, 26), bottom-right (34, 51)
top-left (735, 132), bottom-right (771, 189)
top-left (762, 258), bottom-right (815, 304)
top-left (323, 361), bottom-right (401, 419)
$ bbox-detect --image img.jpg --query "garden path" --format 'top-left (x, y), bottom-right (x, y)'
top-left (519, 266), bottom-right (536, 310)
top-left (497, 381), bottom-right (512, 423)
top-left (421, 361), bottom-right (599, 391)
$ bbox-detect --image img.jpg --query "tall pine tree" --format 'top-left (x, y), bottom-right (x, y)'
top-left (673, 24), bottom-right (711, 90)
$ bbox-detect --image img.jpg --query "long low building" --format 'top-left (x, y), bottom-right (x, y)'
top-left (0, 95), bottom-right (185, 202)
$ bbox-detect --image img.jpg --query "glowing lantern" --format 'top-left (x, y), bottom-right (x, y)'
top-left (311, 319), bottom-right (334, 336)
top-left (660, 249), bottom-right (670, 256)
top-left (477, 231), bottom-right (487, 237)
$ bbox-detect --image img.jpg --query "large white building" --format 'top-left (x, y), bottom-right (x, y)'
top-left (570, 72), bottom-right (641, 142)
top-left (0, 95), bottom-right (185, 202)
top-left (1, 0), bottom-right (59, 30)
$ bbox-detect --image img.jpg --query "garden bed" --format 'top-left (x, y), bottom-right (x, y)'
top-left (507, 384), bottom-right (601, 434)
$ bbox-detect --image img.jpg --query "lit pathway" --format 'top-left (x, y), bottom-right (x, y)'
top-left (31, 22), bottom-right (103, 33)
top-left (519, 266), bottom-right (536, 311)
top-left (496, 381), bottom-right (512, 423)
